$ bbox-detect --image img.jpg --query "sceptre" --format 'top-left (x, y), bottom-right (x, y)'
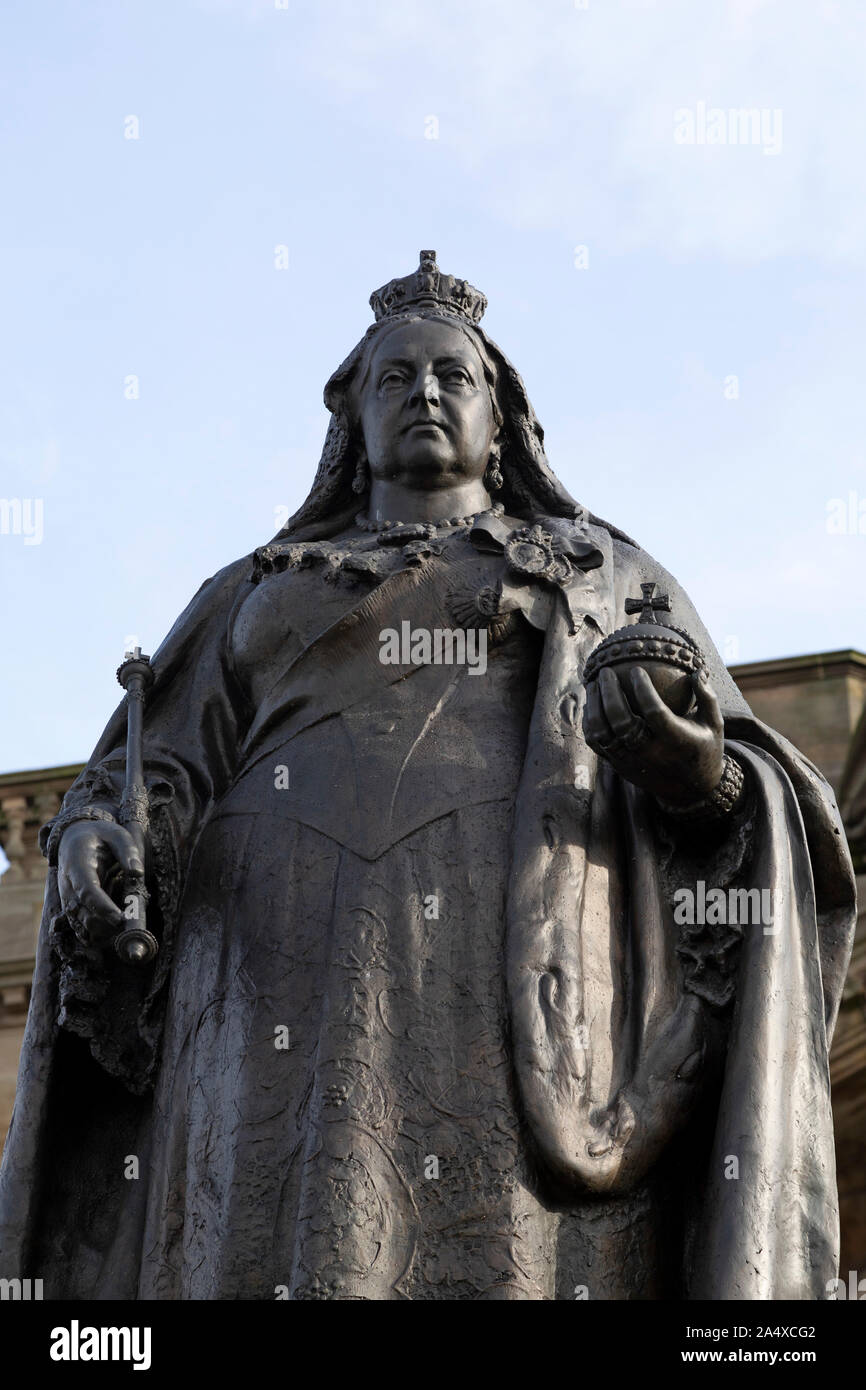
top-left (113, 646), bottom-right (159, 965)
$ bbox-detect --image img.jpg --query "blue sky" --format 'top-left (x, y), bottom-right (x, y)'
top-left (1, 0), bottom-right (864, 773)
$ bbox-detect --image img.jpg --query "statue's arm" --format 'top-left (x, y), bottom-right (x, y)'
top-left (583, 547), bottom-right (754, 825)
top-left (637, 556), bottom-right (856, 1019)
top-left (45, 556), bottom-right (255, 948)
top-left (538, 546), bottom-right (856, 1198)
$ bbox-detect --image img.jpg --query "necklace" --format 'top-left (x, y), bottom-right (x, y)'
top-left (355, 502), bottom-right (504, 534)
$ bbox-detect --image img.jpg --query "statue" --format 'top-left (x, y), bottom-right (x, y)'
top-left (0, 252), bottom-right (856, 1300)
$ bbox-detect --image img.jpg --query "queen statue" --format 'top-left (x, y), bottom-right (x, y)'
top-left (0, 252), bottom-right (856, 1301)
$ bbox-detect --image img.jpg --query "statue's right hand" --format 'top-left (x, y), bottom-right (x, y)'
top-left (57, 821), bottom-right (145, 946)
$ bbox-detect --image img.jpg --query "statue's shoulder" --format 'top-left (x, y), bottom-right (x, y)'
top-left (603, 528), bottom-right (693, 615)
top-left (607, 533), bottom-right (693, 608)
top-left (577, 512), bottom-right (677, 589)
top-left (537, 510), bottom-right (690, 603)
top-left (154, 553), bottom-right (257, 660)
top-left (581, 520), bottom-right (702, 639)
top-left (582, 508), bottom-right (640, 550)
top-left (568, 509), bottom-right (646, 576)
top-left (185, 552), bottom-right (258, 616)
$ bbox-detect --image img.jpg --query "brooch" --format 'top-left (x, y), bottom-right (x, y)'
top-left (447, 579), bottom-right (512, 641)
top-left (504, 525), bottom-right (576, 587)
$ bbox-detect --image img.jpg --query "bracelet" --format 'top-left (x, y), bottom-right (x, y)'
top-left (42, 807), bottom-right (119, 867)
top-left (656, 754), bottom-right (745, 825)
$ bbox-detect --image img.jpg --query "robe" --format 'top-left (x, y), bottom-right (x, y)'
top-left (0, 511), bottom-right (856, 1299)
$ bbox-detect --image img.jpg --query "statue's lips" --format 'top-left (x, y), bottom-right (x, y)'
top-left (402, 420), bottom-right (447, 435)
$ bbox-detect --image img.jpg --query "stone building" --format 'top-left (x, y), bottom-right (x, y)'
top-left (1, 651), bottom-right (865, 1281)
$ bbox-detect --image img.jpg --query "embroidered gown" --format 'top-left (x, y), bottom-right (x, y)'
top-left (140, 519), bottom-right (558, 1299)
top-left (0, 510), bottom-right (855, 1301)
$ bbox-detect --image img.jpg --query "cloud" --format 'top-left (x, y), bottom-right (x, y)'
top-left (281, 0), bottom-right (866, 263)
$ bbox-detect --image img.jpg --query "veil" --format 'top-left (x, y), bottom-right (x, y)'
top-left (272, 311), bottom-right (637, 548)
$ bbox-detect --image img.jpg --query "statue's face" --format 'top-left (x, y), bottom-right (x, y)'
top-left (357, 318), bottom-right (497, 490)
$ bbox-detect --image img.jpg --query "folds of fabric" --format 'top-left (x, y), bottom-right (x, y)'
top-left (0, 523), bottom-right (856, 1300)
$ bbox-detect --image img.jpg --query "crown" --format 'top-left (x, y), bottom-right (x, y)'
top-left (369, 250), bottom-right (487, 325)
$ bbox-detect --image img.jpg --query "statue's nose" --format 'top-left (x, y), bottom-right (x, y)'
top-left (408, 373), bottom-right (440, 408)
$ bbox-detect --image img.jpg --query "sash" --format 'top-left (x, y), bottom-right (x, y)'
top-left (240, 539), bottom-right (608, 776)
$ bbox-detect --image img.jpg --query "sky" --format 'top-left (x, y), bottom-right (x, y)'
top-left (1, 0), bottom-right (864, 774)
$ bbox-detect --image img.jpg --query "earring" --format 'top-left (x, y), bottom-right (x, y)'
top-left (352, 452), bottom-right (369, 495)
top-left (484, 445), bottom-right (503, 494)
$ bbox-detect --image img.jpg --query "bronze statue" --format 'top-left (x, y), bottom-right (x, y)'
top-left (0, 252), bottom-right (856, 1300)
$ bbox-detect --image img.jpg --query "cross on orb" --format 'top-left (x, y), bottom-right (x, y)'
top-left (624, 582), bottom-right (671, 625)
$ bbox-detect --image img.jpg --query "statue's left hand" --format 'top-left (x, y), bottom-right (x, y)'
top-left (583, 665), bottom-right (724, 807)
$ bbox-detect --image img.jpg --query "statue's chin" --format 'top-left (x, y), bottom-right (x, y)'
top-left (394, 442), bottom-right (459, 481)
top-left (385, 449), bottom-right (492, 496)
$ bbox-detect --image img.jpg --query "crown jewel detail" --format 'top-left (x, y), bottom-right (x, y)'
top-left (369, 250), bottom-right (487, 325)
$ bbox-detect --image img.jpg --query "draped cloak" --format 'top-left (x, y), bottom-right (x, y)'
top-left (0, 512), bottom-right (856, 1300)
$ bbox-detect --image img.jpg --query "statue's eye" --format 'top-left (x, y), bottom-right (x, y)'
top-left (443, 367), bottom-right (472, 385)
top-left (379, 370), bottom-right (407, 388)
